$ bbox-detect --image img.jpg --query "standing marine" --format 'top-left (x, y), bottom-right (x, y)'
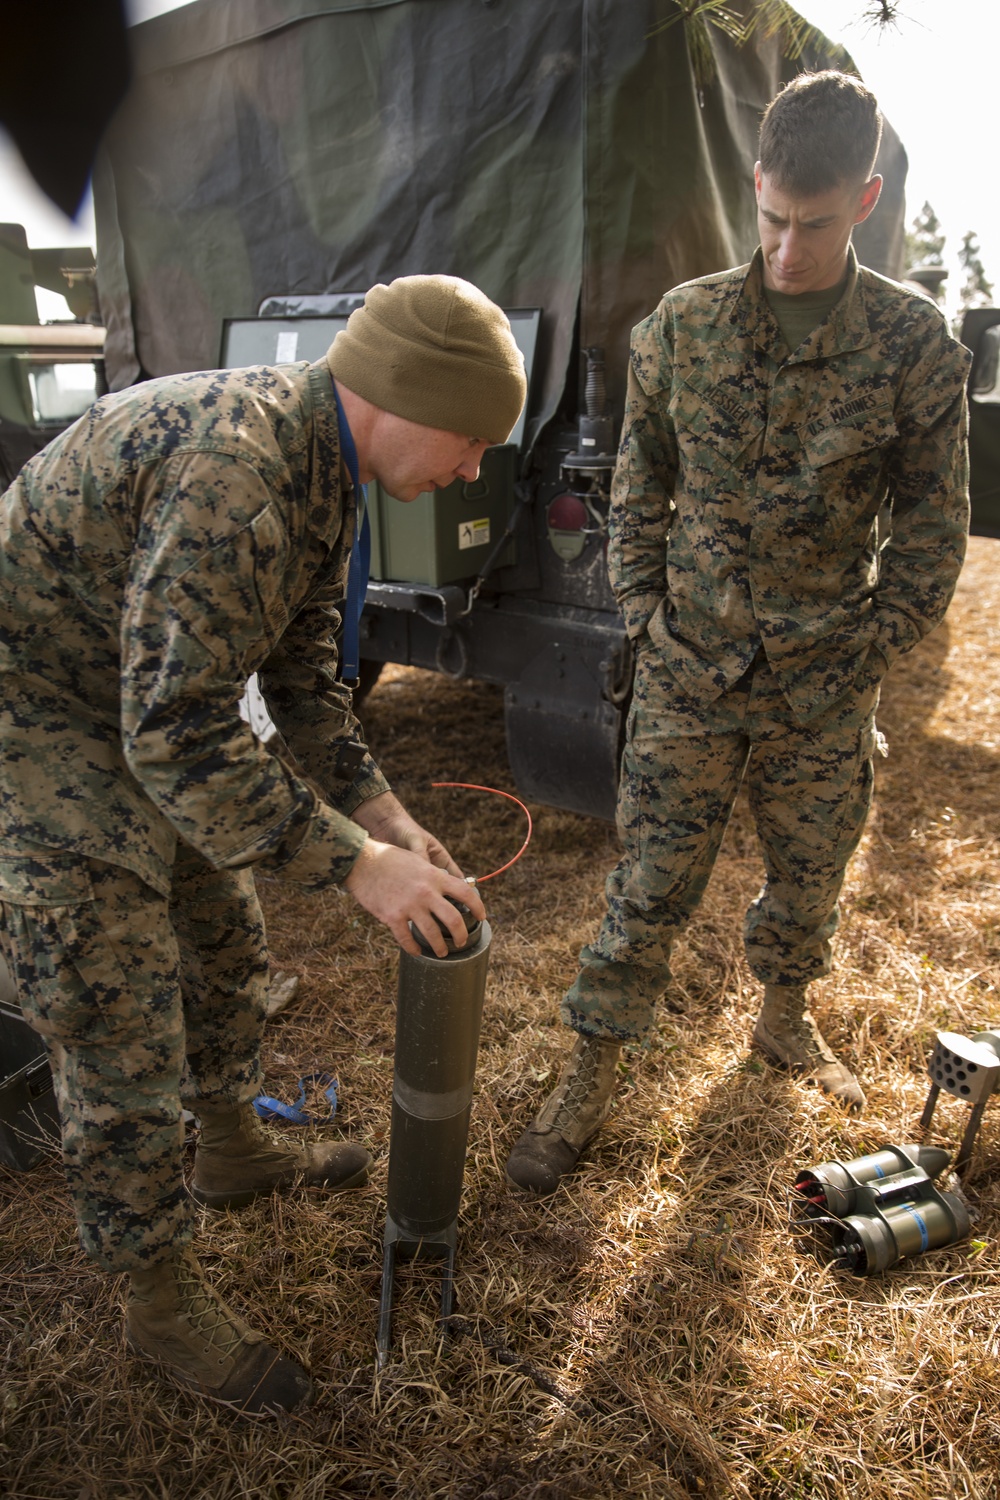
top-left (0, 275), bottom-right (526, 1410)
top-left (506, 71), bottom-right (971, 1196)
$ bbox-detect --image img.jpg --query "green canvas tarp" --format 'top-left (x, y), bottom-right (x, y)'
top-left (95, 0), bottom-right (907, 437)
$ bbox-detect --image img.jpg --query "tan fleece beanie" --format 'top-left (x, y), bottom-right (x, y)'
top-left (327, 275), bottom-right (527, 445)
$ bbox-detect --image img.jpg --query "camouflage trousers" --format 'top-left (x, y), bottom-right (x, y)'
top-left (563, 645), bottom-right (881, 1042)
top-left (0, 844), bottom-right (267, 1271)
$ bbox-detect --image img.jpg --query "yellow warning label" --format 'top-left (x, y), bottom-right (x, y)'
top-left (458, 518), bottom-right (490, 550)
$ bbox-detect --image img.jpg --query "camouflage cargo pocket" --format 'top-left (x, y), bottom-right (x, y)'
top-left (801, 406), bottom-right (897, 530)
top-left (668, 373), bottom-right (761, 507)
top-left (832, 714), bottom-right (877, 870)
top-left (614, 733), bottom-right (653, 868)
top-left (165, 505), bottom-right (288, 672)
top-left (0, 852), bottom-right (152, 1047)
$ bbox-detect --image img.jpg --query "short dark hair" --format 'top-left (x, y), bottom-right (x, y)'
top-left (758, 70), bottom-right (883, 195)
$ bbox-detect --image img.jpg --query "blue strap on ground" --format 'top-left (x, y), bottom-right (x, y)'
top-left (332, 379), bottom-right (370, 681)
top-left (254, 1072), bottom-right (338, 1124)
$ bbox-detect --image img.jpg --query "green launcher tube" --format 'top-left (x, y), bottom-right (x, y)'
top-left (377, 913), bottom-right (491, 1363)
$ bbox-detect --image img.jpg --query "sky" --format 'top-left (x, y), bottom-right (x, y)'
top-left (1, 0), bottom-right (993, 321)
top-left (796, 0), bottom-right (999, 315)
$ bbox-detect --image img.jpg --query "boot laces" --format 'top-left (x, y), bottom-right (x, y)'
top-left (553, 1042), bottom-right (604, 1131)
top-left (175, 1257), bottom-right (246, 1362)
top-left (235, 1102), bottom-right (300, 1162)
top-left (771, 1008), bottom-right (837, 1065)
top-left (240, 1102), bottom-right (282, 1147)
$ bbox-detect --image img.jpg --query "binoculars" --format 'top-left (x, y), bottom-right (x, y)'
top-left (789, 1144), bottom-right (970, 1275)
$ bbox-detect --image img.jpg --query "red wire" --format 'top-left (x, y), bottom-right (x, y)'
top-left (431, 781), bottom-right (533, 883)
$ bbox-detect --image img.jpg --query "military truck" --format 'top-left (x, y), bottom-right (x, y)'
top-left (959, 307), bottom-right (1000, 540)
top-left (0, 224), bottom-right (105, 490)
top-left (901, 270), bottom-right (999, 541)
top-left (91, 0), bottom-right (908, 820)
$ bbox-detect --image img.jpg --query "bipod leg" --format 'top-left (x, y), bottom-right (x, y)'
top-left (919, 1082), bottom-right (941, 1133)
top-left (439, 1240), bottom-right (457, 1343)
top-left (955, 1100), bottom-right (988, 1177)
top-left (377, 1236), bottom-right (397, 1370)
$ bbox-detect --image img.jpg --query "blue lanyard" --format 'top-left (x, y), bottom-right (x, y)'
top-left (332, 381), bottom-right (371, 682)
top-left (254, 1071), bottom-right (338, 1124)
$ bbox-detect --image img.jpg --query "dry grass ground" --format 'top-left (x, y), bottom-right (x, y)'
top-left (2, 537), bottom-right (999, 1500)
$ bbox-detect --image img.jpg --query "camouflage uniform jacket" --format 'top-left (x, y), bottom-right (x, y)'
top-left (609, 246), bottom-right (971, 719)
top-left (0, 356), bottom-right (390, 898)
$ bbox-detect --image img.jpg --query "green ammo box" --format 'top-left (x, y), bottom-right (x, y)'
top-left (368, 443), bottom-right (516, 587)
top-left (218, 305), bottom-right (537, 585)
top-left (0, 968), bottom-right (60, 1171)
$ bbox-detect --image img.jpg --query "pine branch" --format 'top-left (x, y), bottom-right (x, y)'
top-left (740, 0), bottom-right (850, 66)
top-left (648, 0), bottom-right (850, 95)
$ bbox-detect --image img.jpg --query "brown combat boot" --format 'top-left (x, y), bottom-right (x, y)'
top-left (126, 1247), bottom-right (315, 1414)
top-left (192, 1100), bottom-right (371, 1209)
top-left (753, 985), bottom-right (866, 1110)
top-left (505, 1034), bottom-right (621, 1195)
